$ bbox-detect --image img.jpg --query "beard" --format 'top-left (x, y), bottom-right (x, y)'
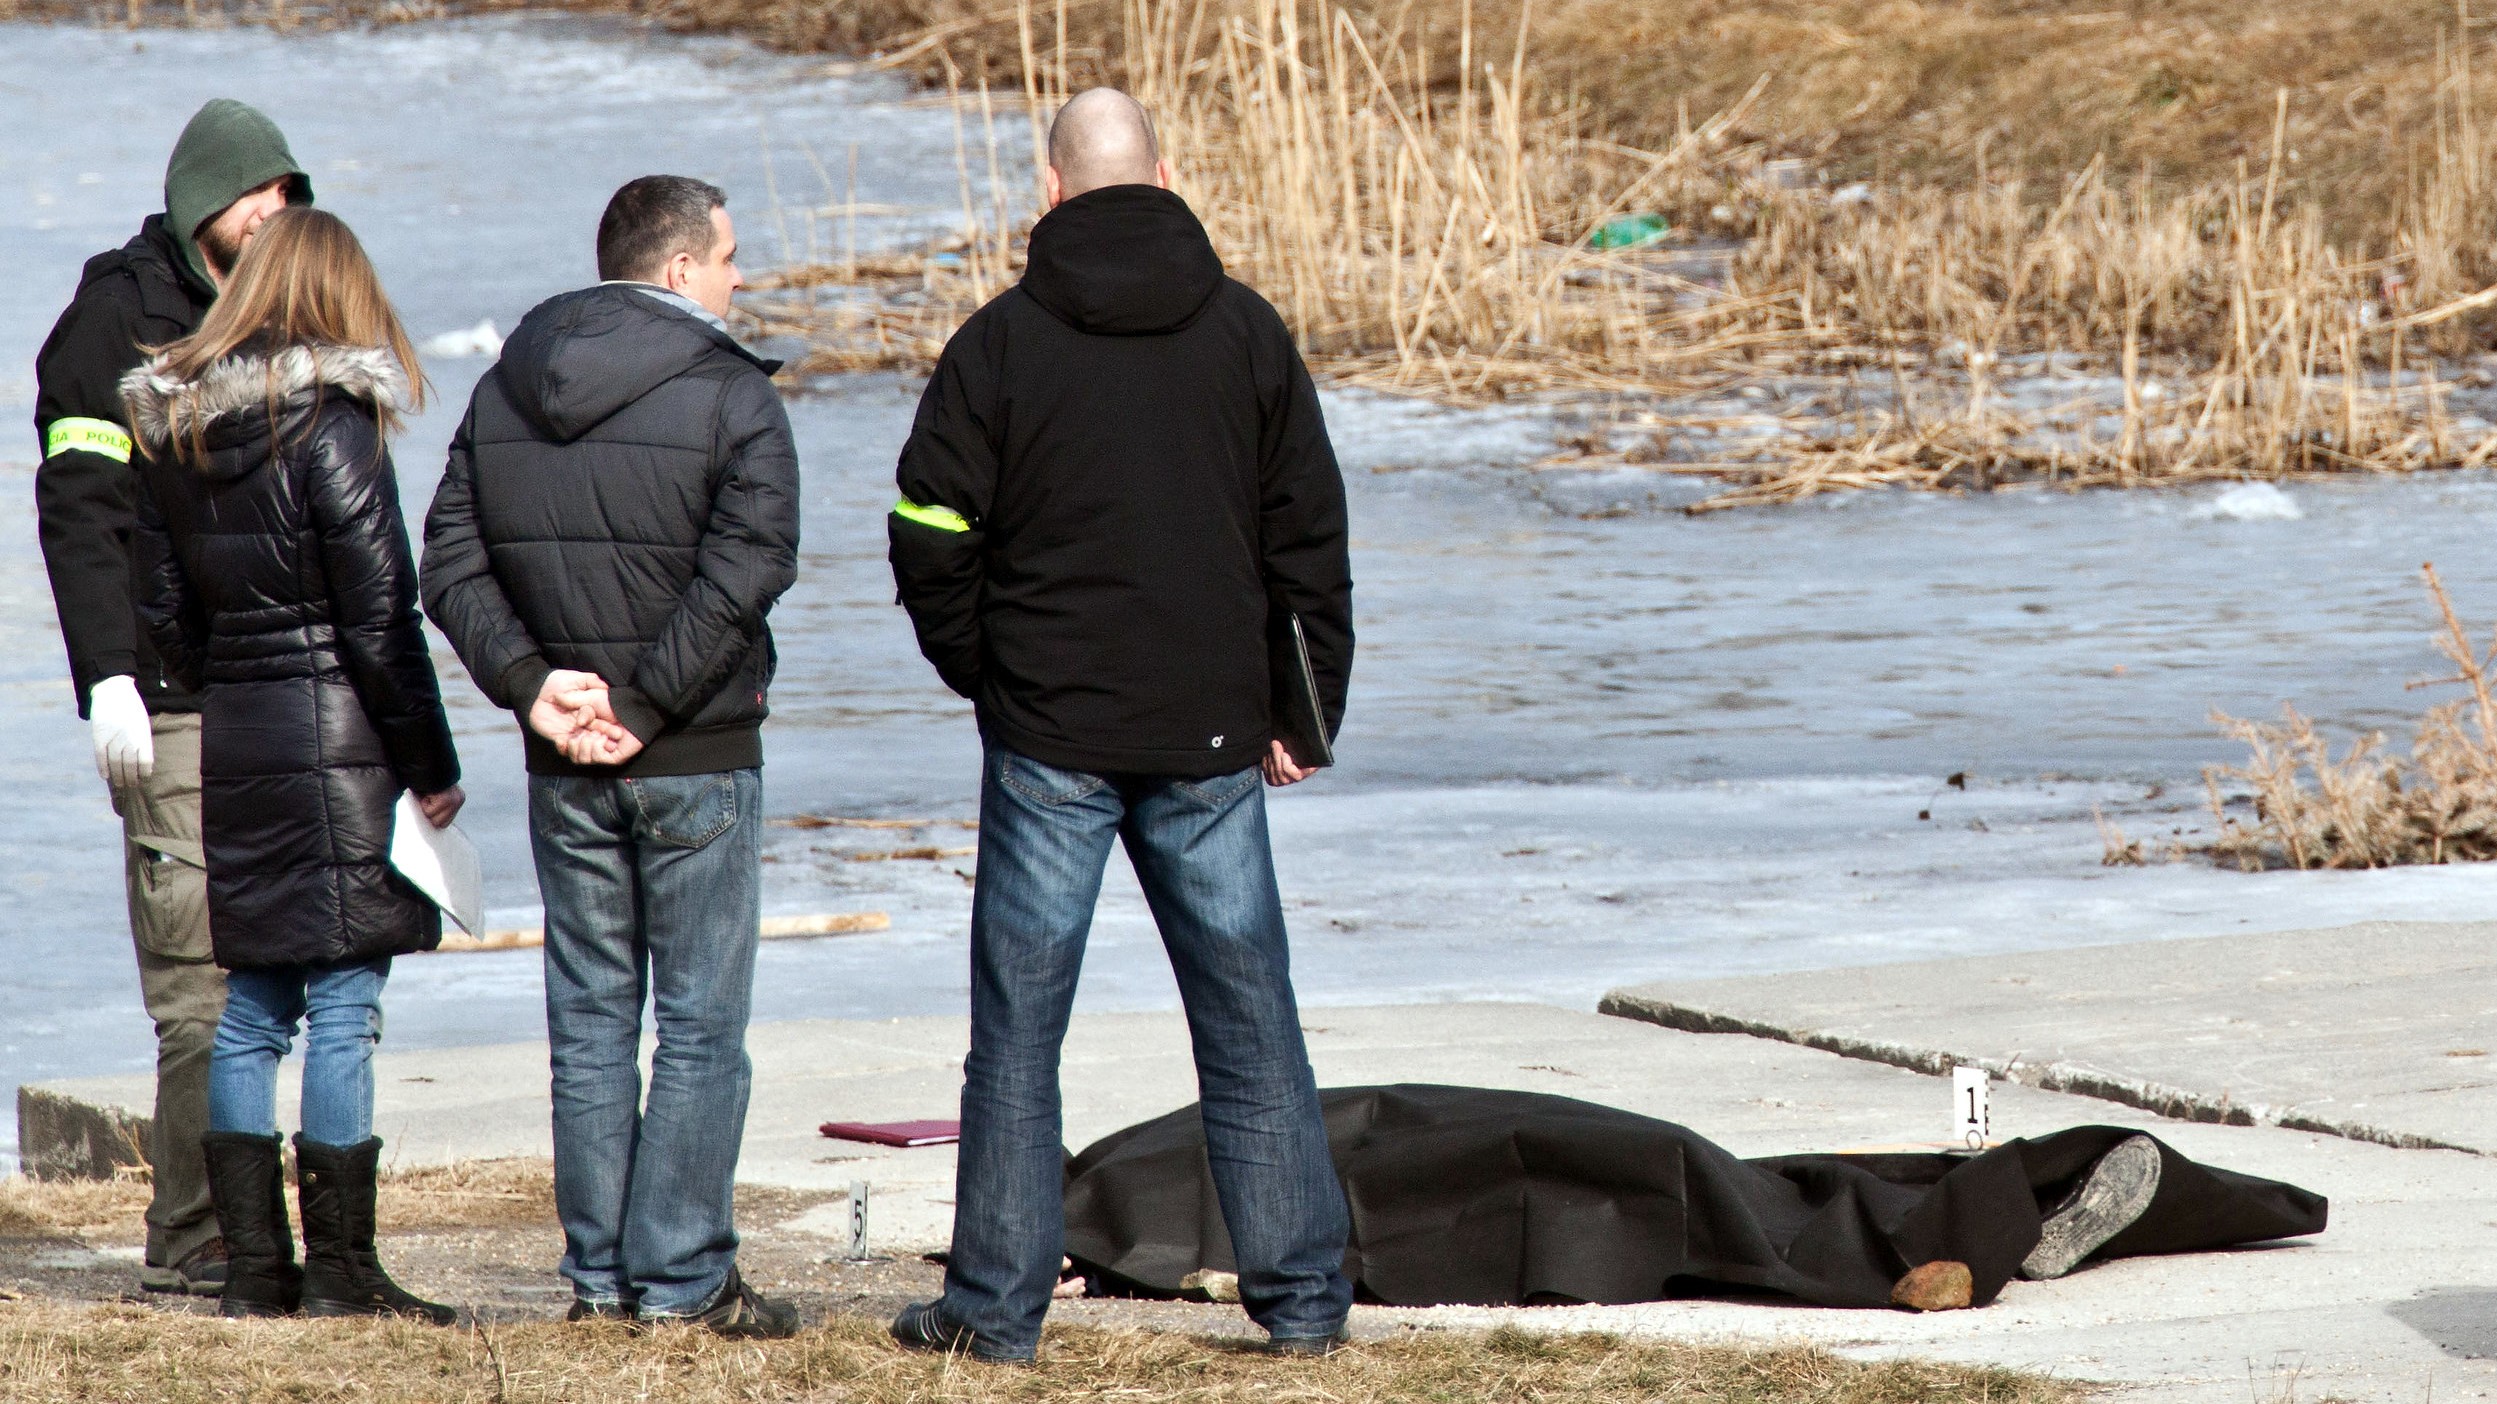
top-left (197, 222), bottom-right (247, 280)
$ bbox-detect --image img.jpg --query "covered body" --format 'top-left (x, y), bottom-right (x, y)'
top-left (1063, 1084), bottom-right (2329, 1309)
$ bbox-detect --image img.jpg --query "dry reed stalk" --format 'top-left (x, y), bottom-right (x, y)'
top-left (1663, 73), bottom-right (2497, 514)
top-left (750, 0), bottom-right (2497, 436)
top-left (745, 0), bottom-right (1804, 396)
top-left (2204, 564), bottom-right (2497, 870)
top-left (2093, 805), bottom-right (2145, 867)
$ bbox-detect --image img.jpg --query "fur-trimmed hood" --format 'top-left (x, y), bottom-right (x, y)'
top-left (120, 342), bottom-right (408, 456)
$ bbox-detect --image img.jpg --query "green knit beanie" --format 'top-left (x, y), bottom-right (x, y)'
top-left (163, 99), bottom-right (312, 291)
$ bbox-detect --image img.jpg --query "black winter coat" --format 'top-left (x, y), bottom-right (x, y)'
top-left (890, 184), bottom-right (1353, 779)
top-left (128, 343), bottom-right (461, 971)
top-left (421, 286), bottom-right (801, 778)
top-left (32, 216), bottom-right (216, 717)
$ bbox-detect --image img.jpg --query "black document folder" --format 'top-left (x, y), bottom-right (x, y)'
top-left (1268, 610), bottom-right (1335, 769)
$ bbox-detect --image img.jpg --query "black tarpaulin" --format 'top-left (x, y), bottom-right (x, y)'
top-left (1062, 1084), bottom-right (2328, 1309)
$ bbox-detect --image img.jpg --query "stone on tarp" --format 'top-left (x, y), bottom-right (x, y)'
top-left (1890, 1259), bottom-right (1974, 1312)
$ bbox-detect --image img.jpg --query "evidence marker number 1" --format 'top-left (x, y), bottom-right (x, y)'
top-left (1952, 1065), bottom-right (1991, 1151)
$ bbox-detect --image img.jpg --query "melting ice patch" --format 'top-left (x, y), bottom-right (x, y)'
top-left (2194, 481), bottom-right (2304, 521)
top-left (420, 318), bottom-right (503, 359)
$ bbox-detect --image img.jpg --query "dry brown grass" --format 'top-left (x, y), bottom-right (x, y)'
top-left (478, 0), bottom-right (2497, 239)
top-left (2204, 564), bottom-right (2497, 870)
top-left (0, 1172), bottom-right (154, 1240)
top-left (0, 1302), bottom-right (2080, 1404)
top-left (0, 1157), bottom-right (558, 1238)
top-left (44, 0), bottom-right (2497, 500)
top-left (747, 0), bottom-right (1769, 398)
top-left (747, 0), bottom-right (2497, 482)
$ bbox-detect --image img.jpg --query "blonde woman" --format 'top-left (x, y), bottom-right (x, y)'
top-left (124, 206), bottom-right (462, 1323)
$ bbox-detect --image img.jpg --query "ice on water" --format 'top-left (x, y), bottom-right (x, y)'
top-left (3, 16), bottom-right (2496, 1165)
top-left (2195, 482), bottom-right (2305, 522)
top-left (419, 318), bottom-right (504, 360)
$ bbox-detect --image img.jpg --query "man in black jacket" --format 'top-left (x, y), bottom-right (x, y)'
top-left (32, 98), bottom-right (309, 1299)
top-left (886, 88), bottom-right (1356, 1363)
top-left (421, 176), bottom-right (801, 1338)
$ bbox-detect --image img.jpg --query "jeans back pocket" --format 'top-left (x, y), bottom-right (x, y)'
top-left (1171, 765), bottom-right (1261, 811)
top-left (625, 774), bottom-right (740, 849)
top-left (994, 749), bottom-right (1109, 806)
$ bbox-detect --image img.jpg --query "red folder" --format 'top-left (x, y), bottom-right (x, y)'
top-left (820, 1119), bottom-right (961, 1148)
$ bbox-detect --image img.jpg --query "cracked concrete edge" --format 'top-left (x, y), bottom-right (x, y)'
top-left (1593, 990), bottom-right (2484, 1157)
top-left (16, 1084), bottom-right (151, 1182)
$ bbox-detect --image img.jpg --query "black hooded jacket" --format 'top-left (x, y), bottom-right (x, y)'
top-left (33, 217), bottom-right (217, 717)
top-left (422, 285), bottom-right (801, 777)
top-left (890, 184), bottom-right (1353, 778)
top-left (34, 102), bottom-right (308, 719)
top-left (127, 342), bottom-right (460, 970)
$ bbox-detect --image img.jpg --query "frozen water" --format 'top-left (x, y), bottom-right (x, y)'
top-left (4, 16), bottom-right (2497, 1165)
top-left (418, 317), bottom-right (504, 359)
top-left (2195, 482), bottom-right (2305, 521)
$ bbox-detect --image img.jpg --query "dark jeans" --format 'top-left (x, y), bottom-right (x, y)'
top-left (530, 768), bottom-right (761, 1317)
top-left (941, 744), bottom-right (1352, 1356)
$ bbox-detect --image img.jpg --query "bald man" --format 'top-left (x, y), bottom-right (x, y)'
top-left (888, 87), bottom-right (1356, 1362)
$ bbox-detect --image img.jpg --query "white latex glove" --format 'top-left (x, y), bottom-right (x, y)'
top-left (89, 675), bottom-right (154, 790)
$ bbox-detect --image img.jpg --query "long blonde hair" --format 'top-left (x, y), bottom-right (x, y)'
top-left (140, 207), bottom-right (427, 464)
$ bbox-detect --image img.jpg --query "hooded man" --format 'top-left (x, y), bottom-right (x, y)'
top-left (32, 98), bottom-right (310, 1299)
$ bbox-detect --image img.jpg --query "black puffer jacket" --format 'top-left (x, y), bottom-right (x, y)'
top-left (421, 285), bottom-right (801, 778)
top-left (128, 343), bottom-right (460, 970)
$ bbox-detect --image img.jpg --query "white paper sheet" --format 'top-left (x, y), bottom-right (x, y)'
top-left (389, 791), bottom-right (483, 937)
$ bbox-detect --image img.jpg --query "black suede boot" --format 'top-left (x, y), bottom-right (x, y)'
top-left (201, 1132), bottom-right (301, 1318)
top-left (294, 1135), bottom-right (456, 1325)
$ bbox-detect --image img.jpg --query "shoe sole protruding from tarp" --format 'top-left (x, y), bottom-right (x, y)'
top-left (2020, 1134), bottom-right (2162, 1280)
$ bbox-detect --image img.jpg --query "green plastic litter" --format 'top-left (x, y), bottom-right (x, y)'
top-left (1590, 212), bottom-right (1669, 250)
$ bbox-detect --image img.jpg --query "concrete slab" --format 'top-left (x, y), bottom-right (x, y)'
top-left (1602, 919), bottom-right (2497, 1155)
top-left (25, 1001), bottom-right (2497, 1401)
top-left (31, 1002), bottom-right (2018, 1249)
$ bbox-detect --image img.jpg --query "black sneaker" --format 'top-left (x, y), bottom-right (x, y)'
top-left (1265, 1329), bottom-right (1351, 1357)
top-left (658, 1269), bottom-right (799, 1340)
top-left (889, 1299), bottom-right (1034, 1364)
top-left (2020, 1134), bottom-right (2163, 1280)
top-left (566, 1297), bottom-right (636, 1324)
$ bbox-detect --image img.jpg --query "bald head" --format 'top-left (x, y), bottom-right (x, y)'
top-left (1047, 88), bottom-right (1164, 204)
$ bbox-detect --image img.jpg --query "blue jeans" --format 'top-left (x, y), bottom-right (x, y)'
top-left (530, 768), bottom-right (761, 1316)
top-left (941, 744), bottom-right (1352, 1356)
top-left (207, 958), bottom-right (390, 1145)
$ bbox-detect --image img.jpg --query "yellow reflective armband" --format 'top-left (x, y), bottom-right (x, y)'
top-left (893, 498), bottom-right (971, 533)
top-left (44, 417), bottom-right (134, 464)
